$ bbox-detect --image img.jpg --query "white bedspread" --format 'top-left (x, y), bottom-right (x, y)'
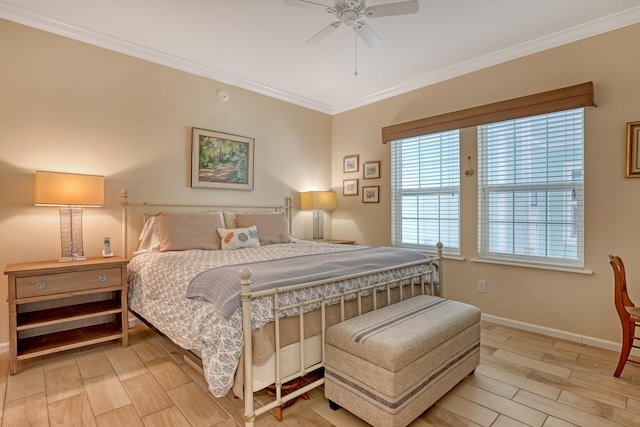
top-left (127, 240), bottom-right (432, 397)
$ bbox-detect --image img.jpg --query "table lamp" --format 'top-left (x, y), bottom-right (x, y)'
top-left (34, 171), bottom-right (105, 261)
top-left (300, 191), bottom-right (337, 240)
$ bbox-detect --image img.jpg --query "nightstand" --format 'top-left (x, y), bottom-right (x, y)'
top-left (4, 256), bottom-right (128, 374)
top-left (315, 239), bottom-right (356, 245)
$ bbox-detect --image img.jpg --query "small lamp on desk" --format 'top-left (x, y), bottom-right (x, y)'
top-left (300, 191), bottom-right (337, 240)
top-left (34, 170), bottom-right (105, 262)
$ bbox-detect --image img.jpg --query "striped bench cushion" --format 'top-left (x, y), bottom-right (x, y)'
top-left (325, 294), bottom-right (480, 372)
top-left (324, 294), bottom-right (480, 427)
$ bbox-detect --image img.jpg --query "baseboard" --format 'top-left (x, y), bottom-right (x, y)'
top-left (482, 313), bottom-right (635, 355)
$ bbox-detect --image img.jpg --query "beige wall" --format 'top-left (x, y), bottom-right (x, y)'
top-left (0, 19), bottom-right (332, 345)
top-left (2, 17), bottom-right (639, 349)
top-left (331, 23), bottom-right (640, 344)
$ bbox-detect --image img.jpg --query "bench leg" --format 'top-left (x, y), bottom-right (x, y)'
top-left (329, 400), bottom-right (341, 411)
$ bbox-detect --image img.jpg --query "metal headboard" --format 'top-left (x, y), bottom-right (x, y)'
top-left (120, 189), bottom-right (293, 257)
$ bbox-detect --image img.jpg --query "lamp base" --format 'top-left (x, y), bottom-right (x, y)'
top-left (312, 210), bottom-right (325, 240)
top-left (59, 207), bottom-right (85, 261)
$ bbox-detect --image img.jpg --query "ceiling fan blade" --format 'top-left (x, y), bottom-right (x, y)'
top-left (284, 0), bottom-right (332, 12)
top-left (364, 0), bottom-right (419, 18)
top-left (354, 21), bottom-right (381, 47)
top-left (307, 21), bottom-right (341, 44)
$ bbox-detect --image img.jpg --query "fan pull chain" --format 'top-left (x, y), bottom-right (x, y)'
top-left (354, 30), bottom-right (358, 76)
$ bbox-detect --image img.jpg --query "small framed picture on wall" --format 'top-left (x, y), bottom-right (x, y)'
top-left (343, 179), bottom-right (359, 196)
top-left (343, 154), bottom-right (359, 173)
top-left (363, 161), bottom-right (380, 179)
top-left (362, 186), bottom-right (379, 203)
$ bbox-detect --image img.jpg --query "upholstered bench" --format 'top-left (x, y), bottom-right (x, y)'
top-left (324, 294), bottom-right (480, 427)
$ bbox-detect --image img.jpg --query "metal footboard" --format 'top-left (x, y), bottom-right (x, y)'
top-left (240, 244), bottom-right (443, 426)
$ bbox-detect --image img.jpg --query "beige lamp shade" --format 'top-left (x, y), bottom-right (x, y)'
top-left (300, 191), bottom-right (337, 211)
top-left (34, 171), bottom-right (104, 207)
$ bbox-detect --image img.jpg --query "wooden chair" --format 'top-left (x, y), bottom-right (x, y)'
top-left (609, 255), bottom-right (640, 377)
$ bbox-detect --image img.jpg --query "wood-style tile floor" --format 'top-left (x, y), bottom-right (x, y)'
top-left (2, 321), bottom-right (640, 426)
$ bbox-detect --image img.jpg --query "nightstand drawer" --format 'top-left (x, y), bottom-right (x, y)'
top-left (16, 267), bottom-right (122, 298)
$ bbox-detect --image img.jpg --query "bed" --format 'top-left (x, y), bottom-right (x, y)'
top-left (121, 191), bottom-right (442, 426)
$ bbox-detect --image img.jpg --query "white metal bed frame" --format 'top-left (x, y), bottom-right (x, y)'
top-left (120, 190), bottom-right (442, 426)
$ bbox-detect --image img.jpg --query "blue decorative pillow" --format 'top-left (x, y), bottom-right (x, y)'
top-left (217, 226), bottom-right (260, 250)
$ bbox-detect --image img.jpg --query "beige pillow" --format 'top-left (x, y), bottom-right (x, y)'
top-left (236, 212), bottom-right (291, 245)
top-left (156, 211), bottom-right (224, 251)
top-left (223, 211), bottom-right (237, 229)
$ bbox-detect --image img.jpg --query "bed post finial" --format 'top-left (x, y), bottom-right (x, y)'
top-left (285, 196), bottom-right (293, 235)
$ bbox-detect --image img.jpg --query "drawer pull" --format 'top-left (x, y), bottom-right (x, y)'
top-left (36, 281), bottom-right (46, 290)
top-left (98, 275), bottom-right (107, 282)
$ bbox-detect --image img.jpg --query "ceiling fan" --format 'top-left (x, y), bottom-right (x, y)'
top-left (285, 0), bottom-right (419, 48)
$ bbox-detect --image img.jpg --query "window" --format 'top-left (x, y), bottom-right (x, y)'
top-left (477, 109), bottom-right (584, 268)
top-left (391, 130), bottom-right (460, 254)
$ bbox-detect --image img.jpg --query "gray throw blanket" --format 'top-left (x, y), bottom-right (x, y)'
top-left (186, 247), bottom-right (430, 319)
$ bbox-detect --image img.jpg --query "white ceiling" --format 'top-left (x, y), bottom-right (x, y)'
top-left (3, 0), bottom-right (640, 114)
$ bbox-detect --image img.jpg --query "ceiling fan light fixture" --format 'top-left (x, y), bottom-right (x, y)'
top-left (286, 0), bottom-right (418, 49)
top-left (341, 10), bottom-right (358, 26)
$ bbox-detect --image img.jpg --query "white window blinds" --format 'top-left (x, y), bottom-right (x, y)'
top-left (477, 108), bottom-right (584, 268)
top-left (391, 130), bottom-right (460, 254)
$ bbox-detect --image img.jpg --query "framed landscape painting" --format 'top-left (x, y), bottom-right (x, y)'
top-left (191, 127), bottom-right (254, 190)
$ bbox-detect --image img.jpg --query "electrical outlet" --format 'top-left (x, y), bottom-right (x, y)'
top-left (477, 280), bottom-right (487, 293)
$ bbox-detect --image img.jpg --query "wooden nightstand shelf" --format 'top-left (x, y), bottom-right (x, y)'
top-left (4, 256), bottom-right (128, 374)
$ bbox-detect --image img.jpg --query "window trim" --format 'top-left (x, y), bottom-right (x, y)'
top-left (476, 109), bottom-right (585, 268)
top-left (390, 130), bottom-right (461, 255)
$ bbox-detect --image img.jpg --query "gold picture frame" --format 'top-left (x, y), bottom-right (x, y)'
top-left (626, 121), bottom-right (640, 177)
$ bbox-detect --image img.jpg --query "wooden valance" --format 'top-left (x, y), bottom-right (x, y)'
top-left (381, 81), bottom-right (596, 143)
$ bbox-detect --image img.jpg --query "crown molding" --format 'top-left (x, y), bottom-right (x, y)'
top-left (330, 5), bottom-right (640, 114)
top-left (3, 1), bottom-right (640, 116)
top-left (0, 1), bottom-right (333, 114)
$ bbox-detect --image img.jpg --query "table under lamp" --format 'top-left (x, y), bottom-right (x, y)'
top-left (34, 171), bottom-right (105, 261)
top-left (300, 190), bottom-right (337, 240)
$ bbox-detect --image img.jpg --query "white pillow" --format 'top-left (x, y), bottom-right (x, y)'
top-left (217, 226), bottom-right (260, 250)
top-left (137, 216), bottom-right (160, 253)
